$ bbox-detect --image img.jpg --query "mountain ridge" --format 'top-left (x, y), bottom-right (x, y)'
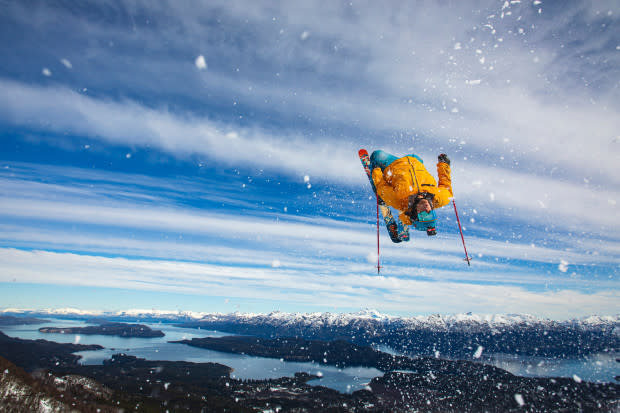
top-left (3, 307), bottom-right (618, 359)
top-left (2, 307), bottom-right (618, 329)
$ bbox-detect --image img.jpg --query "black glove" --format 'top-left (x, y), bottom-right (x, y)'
top-left (438, 153), bottom-right (450, 165)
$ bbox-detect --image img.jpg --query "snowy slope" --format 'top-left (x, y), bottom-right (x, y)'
top-left (3, 307), bottom-right (617, 331)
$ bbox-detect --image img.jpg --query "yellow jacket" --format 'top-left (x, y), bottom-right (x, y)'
top-left (371, 156), bottom-right (452, 225)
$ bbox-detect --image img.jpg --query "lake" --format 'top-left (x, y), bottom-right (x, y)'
top-left (0, 318), bottom-right (380, 393)
top-left (480, 352), bottom-right (618, 384)
top-left (1, 319), bottom-right (617, 392)
top-left (374, 344), bottom-right (618, 384)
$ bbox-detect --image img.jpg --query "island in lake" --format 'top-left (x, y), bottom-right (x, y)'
top-left (0, 315), bottom-right (49, 325)
top-left (39, 322), bottom-right (164, 338)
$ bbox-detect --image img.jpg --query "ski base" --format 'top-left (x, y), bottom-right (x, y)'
top-left (359, 149), bottom-right (409, 243)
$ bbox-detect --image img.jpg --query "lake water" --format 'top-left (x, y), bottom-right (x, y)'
top-left (0, 319), bottom-right (379, 393)
top-left (373, 344), bottom-right (619, 384)
top-left (480, 352), bottom-right (619, 384)
top-left (1, 319), bottom-right (617, 392)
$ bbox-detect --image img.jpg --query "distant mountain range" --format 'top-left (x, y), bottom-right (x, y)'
top-left (3, 308), bottom-right (618, 359)
top-left (3, 307), bottom-right (618, 328)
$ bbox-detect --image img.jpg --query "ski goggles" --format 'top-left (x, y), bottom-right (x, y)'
top-left (413, 210), bottom-right (437, 234)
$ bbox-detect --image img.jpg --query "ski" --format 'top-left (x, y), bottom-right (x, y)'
top-left (359, 149), bottom-right (408, 243)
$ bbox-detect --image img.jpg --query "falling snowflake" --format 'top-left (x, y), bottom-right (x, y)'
top-left (60, 58), bottom-right (72, 69)
top-left (195, 55), bottom-right (207, 70)
top-left (514, 394), bottom-right (525, 406)
top-left (473, 345), bottom-right (483, 359)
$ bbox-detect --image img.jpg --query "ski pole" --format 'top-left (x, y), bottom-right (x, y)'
top-left (452, 199), bottom-right (472, 266)
top-left (376, 195), bottom-right (381, 273)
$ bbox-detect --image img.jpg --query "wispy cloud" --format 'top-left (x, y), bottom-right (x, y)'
top-left (1, 248), bottom-right (617, 319)
top-left (1, 164), bottom-right (618, 281)
top-left (2, 78), bottom-right (619, 218)
top-left (1, 1), bottom-right (619, 183)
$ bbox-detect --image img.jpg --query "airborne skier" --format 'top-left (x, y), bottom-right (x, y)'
top-left (365, 150), bottom-right (453, 237)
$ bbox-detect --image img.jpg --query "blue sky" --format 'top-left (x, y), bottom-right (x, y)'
top-left (0, 0), bottom-right (618, 319)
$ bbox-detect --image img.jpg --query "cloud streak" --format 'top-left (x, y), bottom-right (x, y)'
top-left (1, 78), bottom-right (619, 219)
top-left (1, 248), bottom-right (617, 319)
top-left (1, 164), bottom-right (618, 284)
top-left (1, 1), bottom-right (619, 183)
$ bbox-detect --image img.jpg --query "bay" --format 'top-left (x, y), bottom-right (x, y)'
top-left (0, 319), bottom-right (380, 393)
top-left (375, 344), bottom-right (618, 384)
top-left (481, 352), bottom-right (619, 384)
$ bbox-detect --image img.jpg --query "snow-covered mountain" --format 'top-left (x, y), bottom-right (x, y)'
top-left (0, 355), bottom-right (110, 412)
top-left (5, 307), bottom-right (617, 359)
top-left (2, 307), bottom-right (618, 331)
top-left (0, 306), bottom-right (617, 362)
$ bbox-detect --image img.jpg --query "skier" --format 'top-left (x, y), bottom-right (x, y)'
top-left (369, 150), bottom-right (452, 236)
